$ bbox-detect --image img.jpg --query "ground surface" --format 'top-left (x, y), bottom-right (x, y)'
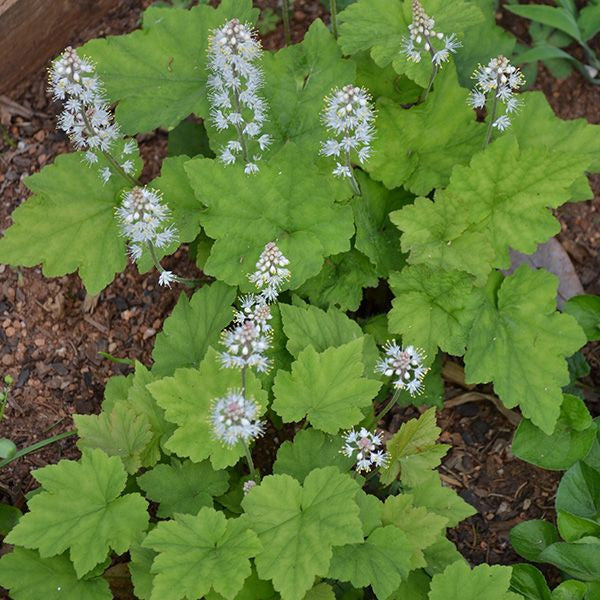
top-left (0, 0), bottom-right (599, 587)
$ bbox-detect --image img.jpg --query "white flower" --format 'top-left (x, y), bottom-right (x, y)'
top-left (234, 294), bottom-right (273, 333)
top-left (376, 341), bottom-right (429, 396)
top-left (244, 162), bottom-right (259, 174)
top-left (321, 84), bottom-right (375, 179)
top-left (121, 160), bottom-right (134, 175)
top-left (115, 187), bottom-right (178, 259)
top-left (469, 55), bottom-right (525, 134)
top-left (122, 140), bottom-right (136, 155)
top-left (49, 47), bottom-right (121, 179)
top-left (342, 428), bottom-right (390, 473)
top-left (243, 480), bottom-right (257, 495)
top-left (211, 389), bottom-right (264, 446)
top-left (248, 242), bottom-right (291, 301)
top-left (158, 270), bottom-right (176, 288)
top-left (221, 320), bottom-right (271, 372)
top-left (402, 1), bottom-right (459, 66)
top-left (207, 19), bottom-right (271, 172)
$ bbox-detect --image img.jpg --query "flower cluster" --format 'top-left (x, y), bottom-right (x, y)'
top-left (207, 19), bottom-right (272, 173)
top-left (321, 85), bottom-right (375, 183)
top-left (115, 186), bottom-right (178, 279)
top-left (342, 428), bottom-right (389, 473)
top-left (469, 55), bottom-right (525, 131)
top-left (221, 242), bottom-right (290, 372)
top-left (210, 390), bottom-right (264, 446)
top-left (376, 341), bottom-right (429, 396)
top-left (243, 480), bottom-right (257, 495)
top-left (402, 0), bottom-right (460, 66)
top-left (49, 47), bottom-right (133, 183)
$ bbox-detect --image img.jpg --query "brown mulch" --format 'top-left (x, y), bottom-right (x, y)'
top-left (0, 0), bottom-right (598, 584)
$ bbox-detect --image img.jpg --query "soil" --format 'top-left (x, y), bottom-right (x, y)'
top-left (0, 0), bottom-right (598, 594)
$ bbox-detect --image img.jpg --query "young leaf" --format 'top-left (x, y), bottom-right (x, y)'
top-left (185, 144), bottom-right (354, 290)
top-left (505, 4), bottom-right (582, 41)
top-left (563, 295), bottom-right (600, 341)
top-left (0, 150), bottom-right (138, 294)
top-left (465, 267), bottom-right (586, 435)
top-left (303, 583), bottom-right (336, 600)
top-left (429, 561), bottom-right (521, 600)
top-left (272, 339), bottom-right (382, 433)
top-left (151, 281), bottom-right (236, 376)
top-left (367, 66), bottom-right (483, 195)
top-left (380, 408), bottom-right (449, 486)
top-left (389, 569), bottom-right (431, 600)
top-left (509, 564), bottom-right (552, 600)
top-left (328, 526), bottom-right (414, 600)
top-left (381, 494), bottom-right (449, 570)
top-left (148, 348), bottom-right (267, 469)
top-left (273, 429), bottom-right (354, 482)
top-left (0, 548), bottom-right (111, 600)
top-left (512, 395), bottom-right (597, 471)
top-left (6, 449), bottom-right (149, 578)
top-left (539, 541), bottom-right (600, 581)
top-left (137, 459), bottom-right (229, 518)
top-left (143, 507), bottom-right (261, 600)
top-left (242, 467), bottom-right (364, 600)
top-left (129, 542), bottom-right (156, 600)
top-left (297, 249), bottom-right (379, 312)
top-left (74, 403), bottom-right (154, 474)
top-left (510, 520), bottom-right (560, 562)
top-left (388, 265), bottom-right (480, 359)
top-left (82, 0), bottom-right (259, 134)
top-left (205, 566), bottom-right (278, 600)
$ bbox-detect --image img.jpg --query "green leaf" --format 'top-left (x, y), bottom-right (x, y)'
top-left (185, 144), bottom-right (354, 290)
top-left (388, 265), bottom-right (480, 358)
top-left (435, 135), bottom-right (591, 270)
top-left (137, 459), bottom-right (229, 518)
top-left (423, 538), bottom-right (465, 575)
top-left (465, 266), bottom-right (587, 435)
top-left (167, 119), bottom-right (214, 159)
top-left (260, 19), bottom-right (355, 156)
top-left (6, 449), bottom-right (148, 578)
top-left (0, 502), bottom-right (21, 536)
top-left (381, 408), bottom-right (449, 486)
top-left (352, 171), bottom-right (410, 277)
top-left (409, 472), bottom-right (476, 528)
top-left (143, 507), bottom-right (261, 600)
top-left (205, 566), bottom-right (278, 600)
top-left (505, 4), bottom-right (582, 41)
top-left (512, 395), bottom-right (597, 471)
top-left (578, 2), bottom-right (600, 40)
top-left (82, 0), bottom-right (259, 134)
top-left (510, 564), bottom-right (552, 600)
top-left (151, 282), bottom-right (236, 376)
top-left (510, 520), bottom-right (560, 561)
top-left (389, 570), bottom-right (431, 599)
top-left (0, 548), bottom-right (111, 600)
top-left (297, 249), bottom-right (379, 312)
top-left (382, 494), bottom-right (449, 570)
top-left (273, 429), bottom-right (354, 482)
top-left (272, 339), bottom-right (381, 433)
top-left (551, 580), bottom-right (590, 600)
top-left (242, 467), bottom-right (363, 600)
top-left (328, 526), bottom-right (414, 600)
top-left (74, 403), bottom-right (154, 474)
top-left (129, 542), bottom-right (156, 600)
top-left (148, 348), bottom-right (267, 469)
top-left (555, 461), bottom-right (600, 540)
top-left (564, 295), bottom-right (600, 341)
top-left (0, 150), bottom-right (138, 294)
top-left (539, 540), bottom-right (600, 581)
top-left (304, 583), bottom-right (336, 600)
top-left (367, 66), bottom-right (483, 195)
top-left (429, 561), bottom-right (522, 600)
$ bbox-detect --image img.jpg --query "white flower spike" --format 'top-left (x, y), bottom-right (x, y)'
top-left (49, 47), bottom-right (134, 182)
top-left (115, 186), bottom-right (178, 262)
top-left (234, 294), bottom-right (273, 333)
top-left (342, 428), bottom-right (390, 473)
top-left (376, 341), bottom-right (429, 396)
top-left (248, 242), bottom-right (291, 302)
top-left (221, 320), bottom-right (271, 373)
top-left (207, 19), bottom-right (272, 172)
top-left (402, 0), bottom-right (461, 67)
top-left (321, 84), bottom-right (375, 194)
top-left (211, 389), bottom-right (265, 446)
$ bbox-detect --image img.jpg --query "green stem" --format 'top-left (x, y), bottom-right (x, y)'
top-left (242, 440), bottom-right (257, 480)
top-left (420, 35), bottom-right (439, 103)
top-left (372, 387), bottom-right (402, 426)
top-left (484, 75), bottom-right (501, 147)
top-left (282, 0), bottom-right (292, 46)
top-left (345, 150), bottom-right (361, 196)
top-left (232, 88), bottom-right (250, 163)
top-left (0, 430), bottom-right (76, 469)
top-left (330, 0), bottom-right (338, 39)
top-left (147, 241), bottom-right (201, 288)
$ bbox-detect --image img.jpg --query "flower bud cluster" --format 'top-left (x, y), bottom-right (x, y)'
top-left (49, 47), bottom-right (132, 183)
top-left (342, 428), bottom-right (390, 473)
top-left (115, 186), bottom-right (177, 269)
top-left (402, 0), bottom-right (460, 66)
top-left (375, 341), bottom-right (429, 396)
top-left (248, 242), bottom-right (291, 302)
top-left (211, 389), bottom-right (265, 446)
top-left (207, 19), bottom-right (272, 174)
top-left (321, 85), bottom-right (375, 180)
top-left (469, 55), bottom-right (525, 131)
